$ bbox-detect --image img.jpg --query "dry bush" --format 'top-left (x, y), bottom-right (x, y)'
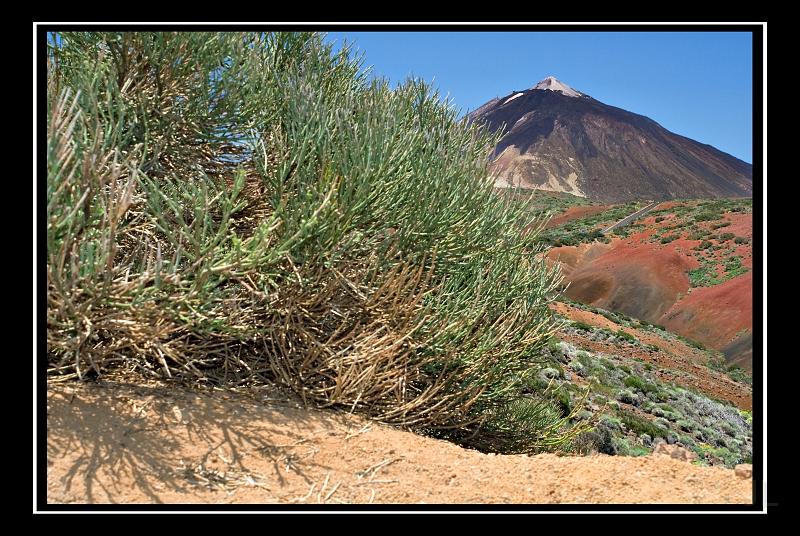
top-left (45, 31), bottom-right (593, 452)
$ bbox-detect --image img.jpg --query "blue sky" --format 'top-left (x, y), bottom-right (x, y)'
top-left (323, 27), bottom-right (759, 165)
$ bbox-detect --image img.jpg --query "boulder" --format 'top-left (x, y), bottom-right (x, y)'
top-left (734, 464), bottom-right (753, 479)
top-left (652, 442), bottom-right (698, 462)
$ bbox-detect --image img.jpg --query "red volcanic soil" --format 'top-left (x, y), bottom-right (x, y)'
top-left (545, 200), bottom-right (754, 369)
top-left (556, 240), bottom-right (691, 322)
top-left (660, 270), bottom-right (753, 350)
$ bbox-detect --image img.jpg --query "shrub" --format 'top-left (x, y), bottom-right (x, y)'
top-left (720, 422), bottom-right (738, 437)
top-left (694, 212), bottom-right (722, 222)
top-left (734, 236), bottom-right (749, 244)
top-left (687, 230), bottom-right (711, 240)
top-left (572, 426), bottom-right (617, 455)
top-left (46, 31), bottom-right (591, 454)
top-left (615, 330), bottom-right (636, 343)
top-left (572, 321), bottom-right (595, 332)
top-left (660, 234), bottom-right (679, 244)
top-left (677, 420), bottom-right (697, 433)
top-left (617, 410), bottom-right (668, 439)
top-left (542, 368), bottom-right (560, 379)
top-left (568, 361), bottom-right (585, 374)
top-left (623, 375), bottom-right (657, 393)
top-left (653, 417), bottom-right (671, 429)
top-left (616, 389), bottom-right (637, 404)
top-left (599, 358), bottom-right (616, 370)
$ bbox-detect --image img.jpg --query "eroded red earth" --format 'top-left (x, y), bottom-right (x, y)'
top-left (544, 201), bottom-right (754, 370)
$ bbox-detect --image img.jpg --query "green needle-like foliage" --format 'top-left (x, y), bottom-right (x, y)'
top-left (45, 30), bottom-right (592, 454)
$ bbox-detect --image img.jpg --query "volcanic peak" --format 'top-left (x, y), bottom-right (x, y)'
top-left (530, 76), bottom-right (590, 98)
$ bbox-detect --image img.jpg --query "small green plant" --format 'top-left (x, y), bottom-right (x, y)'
top-left (616, 389), bottom-right (637, 404)
top-left (615, 330), bottom-right (636, 343)
top-left (599, 358), bottom-right (616, 370)
top-left (623, 375), bottom-right (657, 394)
top-left (542, 367), bottom-right (561, 379)
top-left (572, 321), bottom-right (595, 332)
top-left (617, 410), bottom-right (668, 440)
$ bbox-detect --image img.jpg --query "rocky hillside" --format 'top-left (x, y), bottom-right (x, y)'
top-left (514, 191), bottom-right (754, 369)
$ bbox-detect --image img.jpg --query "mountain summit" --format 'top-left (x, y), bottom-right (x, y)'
top-left (529, 76), bottom-right (590, 98)
top-left (466, 79), bottom-right (752, 203)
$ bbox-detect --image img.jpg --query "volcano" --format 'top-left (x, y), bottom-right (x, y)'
top-left (466, 77), bottom-right (753, 203)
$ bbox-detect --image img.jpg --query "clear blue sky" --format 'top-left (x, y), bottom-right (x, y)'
top-left (323, 27), bottom-right (758, 165)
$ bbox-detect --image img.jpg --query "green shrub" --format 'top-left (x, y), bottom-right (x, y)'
top-left (660, 234), bottom-right (679, 244)
top-left (542, 367), bottom-right (560, 379)
top-left (734, 236), bottom-right (749, 244)
top-left (694, 212), bottom-right (723, 222)
top-left (616, 389), bottom-right (637, 404)
top-left (599, 358), bottom-right (616, 370)
top-left (653, 417), bottom-right (671, 429)
top-left (46, 30), bottom-right (591, 455)
top-left (615, 330), bottom-right (636, 343)
top-left (653, 391), bottom-right (671, 402)
top-left (677, 420), bottom-right (697, 433)
top-left (572, 321), bottom-right (595, 332)
top-left (623, 375), bottom-right (657, 393)
top-left (617, 410), bottom-right (668, 439)
top-left (687, 230), bottom-right (711, 240)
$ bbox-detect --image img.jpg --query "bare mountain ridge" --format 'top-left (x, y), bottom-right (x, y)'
top-left (467, 78), bottom-right (753, 203)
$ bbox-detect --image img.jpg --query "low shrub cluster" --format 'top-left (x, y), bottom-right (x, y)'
top-left (550, 308), bottom-right (752, 467)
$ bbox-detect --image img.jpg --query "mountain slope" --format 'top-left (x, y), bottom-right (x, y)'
top-left (467, 78), bottom-right (753, 203)
top-left (536, 195), bottom-right (754, 370)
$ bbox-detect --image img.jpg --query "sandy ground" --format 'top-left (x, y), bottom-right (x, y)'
top-left (43, 379), bottom-right (756, 510)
